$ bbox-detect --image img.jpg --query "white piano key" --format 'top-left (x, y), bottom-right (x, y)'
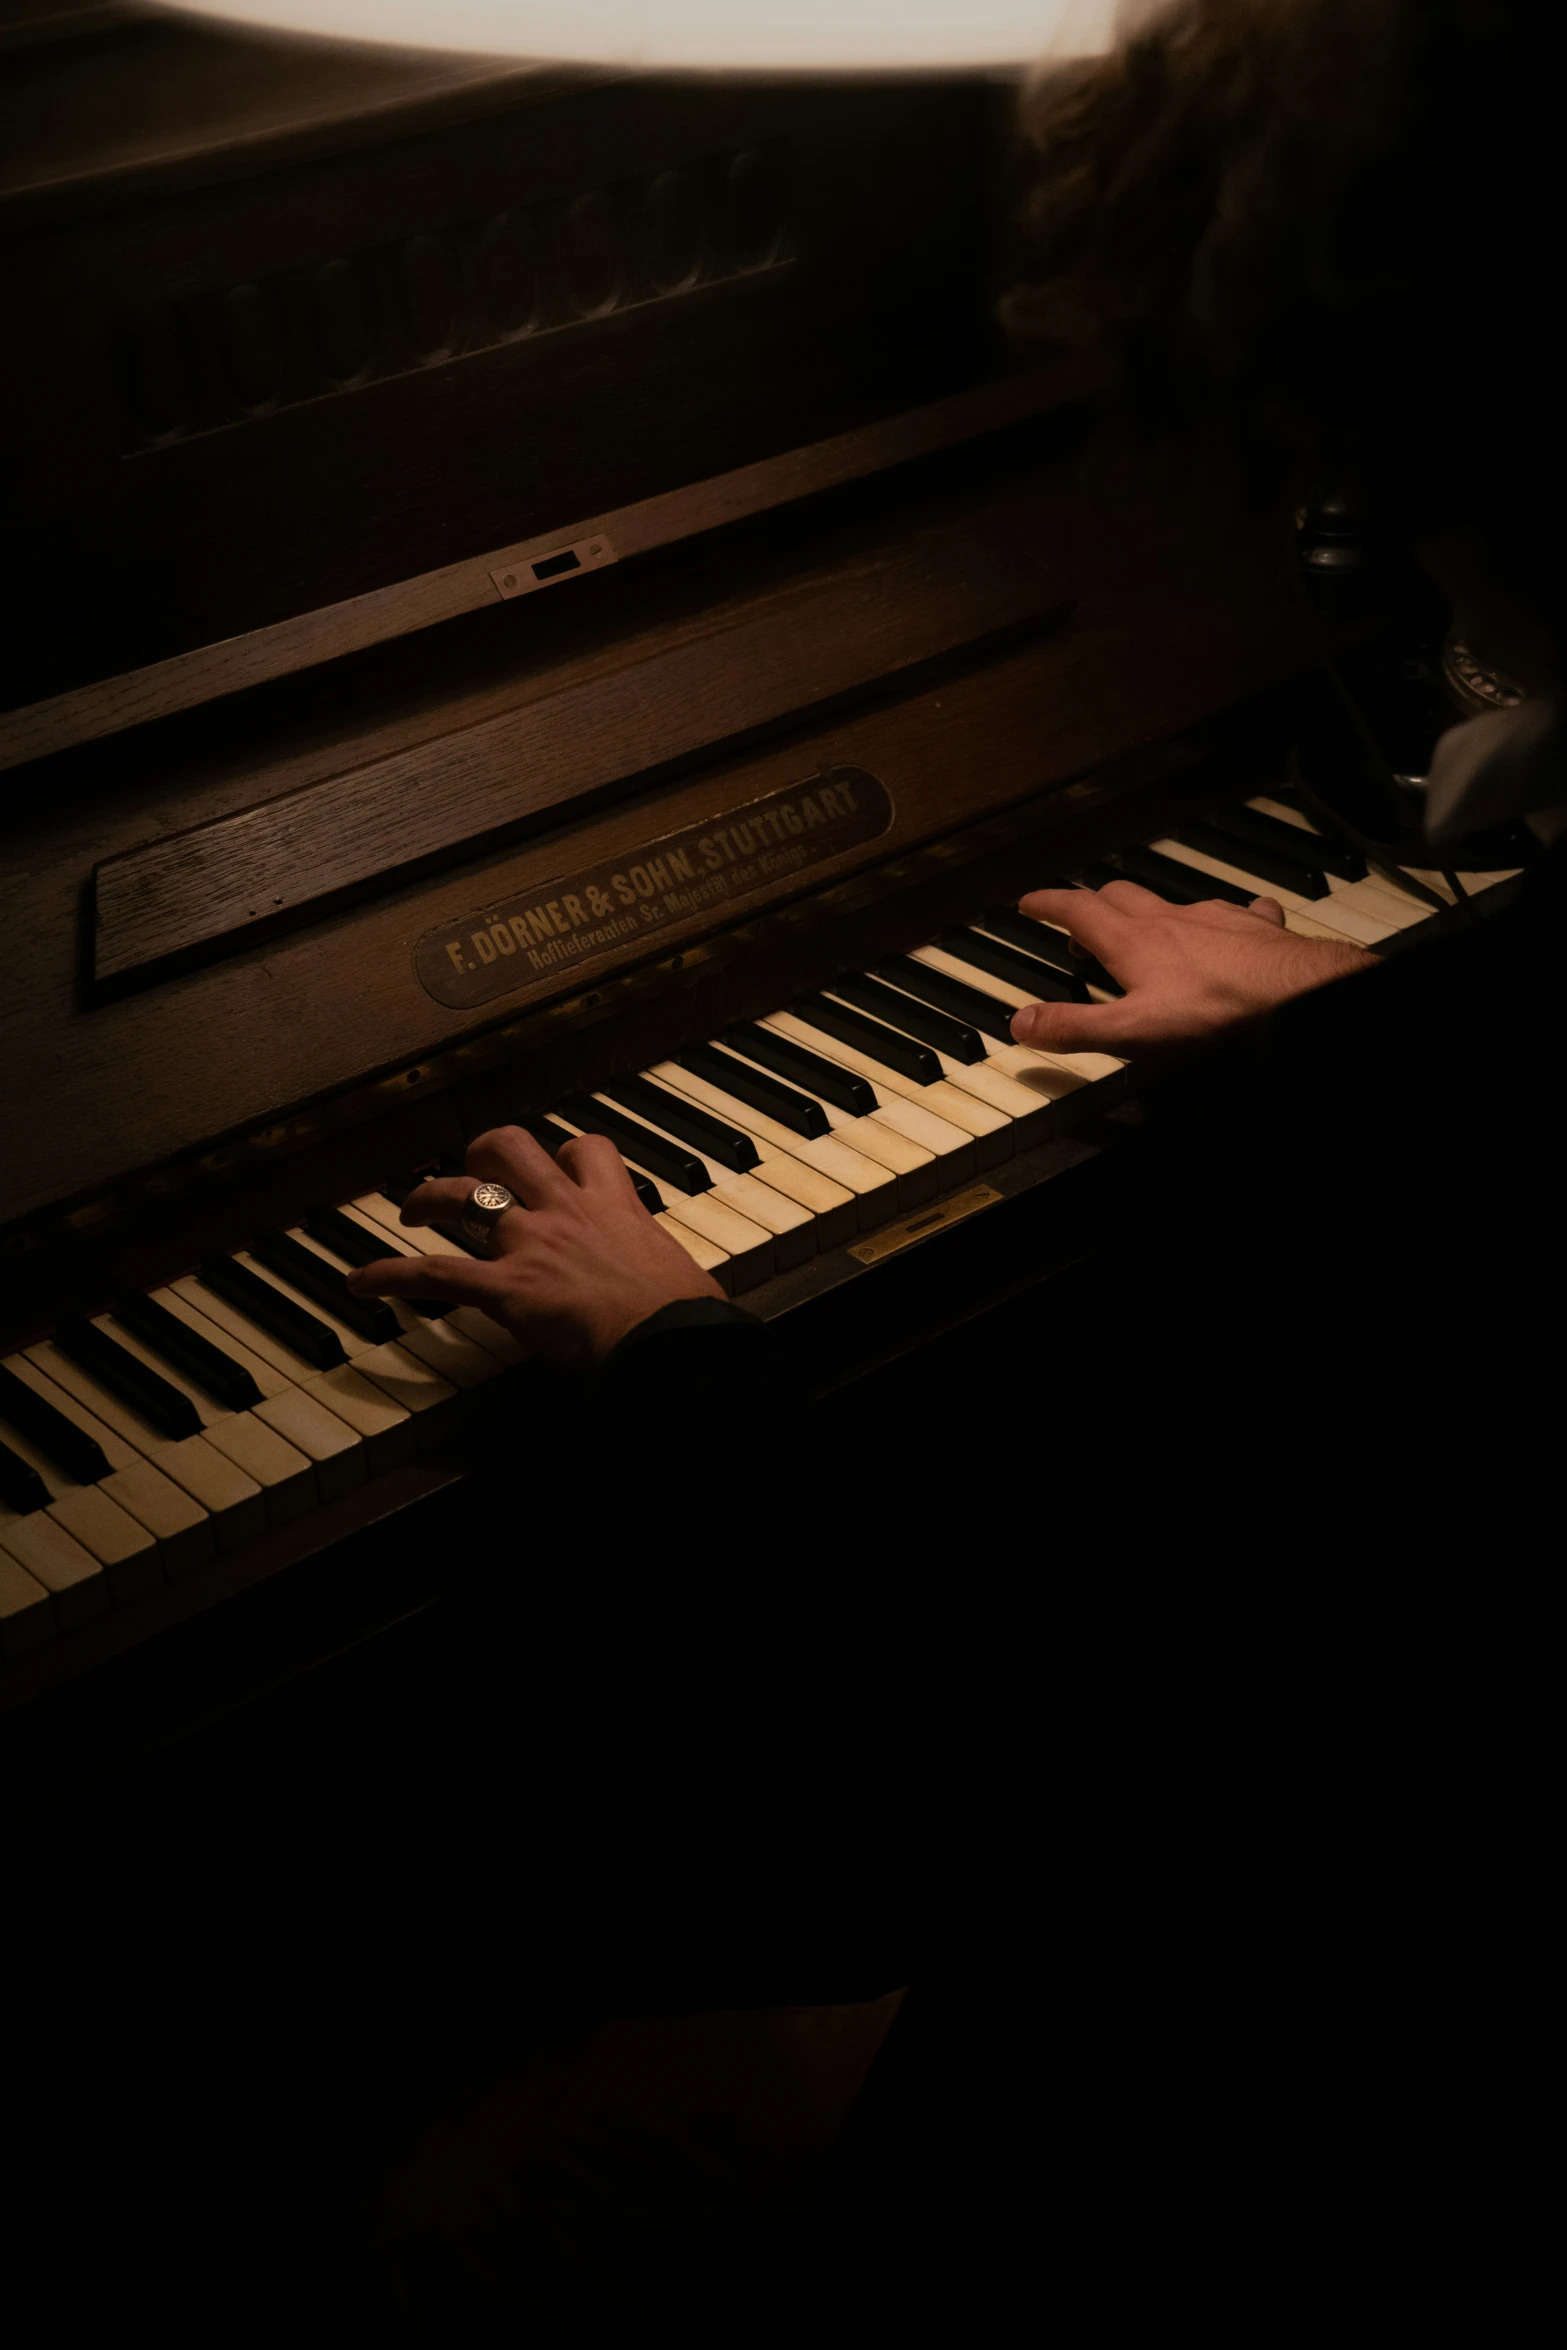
top-left (0, 1392), bottom-right (208, 1581)
top-left (230, 1255), bottom-right (460, 1451)
top-left (1274, 904), bottom-right (1372, 942)
top-left (604, 1080), bottom-right (817, 1268)
top-left (665, 1053), bottom-right (898, 1231)
top-left (148, 1287), bottom-right (366, 1500)
top-left (19, 1343), bottom-right (274, 1549)
top-left (906, 945), bottom-right (1126, 1084)
top-left (52, 1482), bottom-right (163, 1579)
top-left (149, 1287), bottom-right (300, 1396)
top-left (285, 1228), bottom-right (505, 1396)
top-left (1334, 873), bottom-right (1440, 928)
top-left (247, 1388), bottom-right (366, 1498)
top-left (1247, 794), bottom-right (1320, 833)
top-left (969, 914), bottom-right (1122, 1006)
top-left (90, 1457), bottom-right (212, 1575)
top-left (169, 1274), bottom-right (417, 1474)
top-left (1166, 826), bottom-right (1454, 939)
top-left (349, 1341), bottom-right (463, 1433)
top-left (230, 1250), bottom-right (393, 1361)
top-left (1244, 802), bottom-right (1479, 923)
top-left (822, 1012), bottom-right (1014, 1164)
top-left (342, 1201), bottom-right (528, 1365)
top-left (86, 1310), bottom-right (321, 1540)
top-left (3, 1481), bottom-right (132, 1598)
top-left (548, 1109), bottom-right (771, 1290)
top-left (6, 1361), bottom-right (184, 1592)
top-left (0, 1505), bottom-right (107, 1630)
top-left (1147, 836), bottom-right (1398, 944)
top-left (653, 1214), bottom-right (734, 1287)
top-left (0, 1547), bottom-right (54, 1659)
top-left (852, 1087), bottom-right (979, 1175)
top-left (757, 1017), bottom-right (942, 1208)
top-left (1401, 864), bottom-right (1522, 901)
top-left (771, 1010), bottom-right (985, 1178)
top-left (925, 1051), bottom-right (1060, 1145)
top-left (647, 1063), bottom-right (863, 1248)
top-left (292, 1365), bottom-right (417, 1464)
top-left (904, 939), bottom-right (1051, 1013)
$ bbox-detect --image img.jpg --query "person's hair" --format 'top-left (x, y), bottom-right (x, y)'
top-left (1006, 0), bottom-right (1565, 622)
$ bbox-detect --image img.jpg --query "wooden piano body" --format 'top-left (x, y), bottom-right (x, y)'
top-left (0, 11), bottom-right (1326, 1753)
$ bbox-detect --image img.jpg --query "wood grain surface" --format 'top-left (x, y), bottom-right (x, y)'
top-left (91, 496), bottom-right (1079, 981)
top-left (0, 371), bottom-right (1085, 775)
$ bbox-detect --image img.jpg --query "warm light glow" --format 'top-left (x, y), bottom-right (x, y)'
top-left (164, 0), bottom-right (1131, 71)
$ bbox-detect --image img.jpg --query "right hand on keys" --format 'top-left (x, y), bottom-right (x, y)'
top-left (1008, 880), bottom-right (1372, 1056)
top-left (345, 1126), bottom-right (724, 1366)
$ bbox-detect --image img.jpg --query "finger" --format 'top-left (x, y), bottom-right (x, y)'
top-left (1248, 895), bottom-right (1286, 928)
top-left (467, 1125), bottom-right (572, 1210)
top-left (556, 1130), bottom-right (640, 1196)
top-left (345, 1253), bottom-right (509, 1310)
top-left (399, 1176), bottom-right (499, 1230)
top-left (1017, 886), bottom-right (1130, 964)
top-left (1010, 998), bottom-right (1135, 1054)
top-left (1092, 879), bottom-right (1172, 918)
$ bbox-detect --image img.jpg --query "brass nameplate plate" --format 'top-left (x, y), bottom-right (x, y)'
top-left (846, 1184), bottom-right (1002, 1266)
top-left (414, 765), bottom-right (893, 1008)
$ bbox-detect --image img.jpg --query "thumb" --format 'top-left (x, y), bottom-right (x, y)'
top-left (1011, 999), bottom-right (1131, 1054)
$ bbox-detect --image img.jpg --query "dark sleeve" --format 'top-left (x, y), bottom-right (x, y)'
top-left (590, 1296), bottom-right (845, 1481)
top-left (1109, 846), bottom-right (1566, 1484)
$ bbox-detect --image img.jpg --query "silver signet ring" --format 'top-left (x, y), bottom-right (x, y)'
top-left (460, 1180), bottom-right (517, 1244)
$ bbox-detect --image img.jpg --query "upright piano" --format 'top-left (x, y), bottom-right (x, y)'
top-left (0, 8), bottom-right (1509, 1770)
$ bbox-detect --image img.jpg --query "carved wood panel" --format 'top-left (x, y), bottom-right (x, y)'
top-left (115, 143), bottom-right (793, 452)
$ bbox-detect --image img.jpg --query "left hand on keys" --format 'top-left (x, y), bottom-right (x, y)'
top-left (345, 1126), bottom-right (724, 1365)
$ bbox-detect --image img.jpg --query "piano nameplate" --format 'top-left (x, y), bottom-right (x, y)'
top-left (414, 765), bottom-right (892, 1008)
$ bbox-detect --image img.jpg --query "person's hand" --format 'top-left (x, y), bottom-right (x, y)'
top-left (344, 1125), bottom-right (724, 1366)
top-left (1009, 881), bottom-right (1373, 1056)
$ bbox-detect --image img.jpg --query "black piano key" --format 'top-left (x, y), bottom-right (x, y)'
top-left (110, 1293), bottom-right (264, 1411)
top-left (867, 956), bottom-right (1017, 1046)
top-left (249, 1231), bottom-right (401, 1344)
top-left (197, 1256), bottom-right (348, 1371)
top-left (304, 1207), bottom-right (399, 1269)
top-left (558, 1098), bottom-right (710, 1195)
top-left (977, 909), bottom-right (1122, 997)
top-left (521, 1117), bottom-right (666, 1214)
top-left (793, 994), bottom-right (941, 1086)
top-left (0, 1437), bottom-right (51, 1515)
top-left (1202, 801), bottom-right (1366, 882)
top-left (937, 928), bottom-right (1091, 1005)
top-left (720, 1024), bottom-right (876, 1117)
top-left (825, 972), bottom-right (987, 1064)
top-left (1108, 847), bottom-right (1259, 909)
top-left (598, 1074), bottom-right (761, 1174)
top-left (52, 1312), bottom-right (204, 1441)
top-left (301, 1210), bottom-right (453, 1320)
top-left (521, 1116), bottom-right (576, 1154)
top-left (0, 1361), bottom-right (111, 1483)
top-left (676, 1045), bottom-right (830, 1142)
top-left (1172, 818), bottom-right (1330, 899)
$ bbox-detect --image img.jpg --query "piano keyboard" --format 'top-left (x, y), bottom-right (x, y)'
top-left (0, 790), bottom-right (1521, 1662)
